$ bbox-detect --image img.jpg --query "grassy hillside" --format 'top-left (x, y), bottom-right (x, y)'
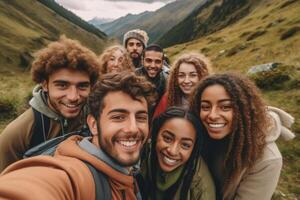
top-left (165, 0), bottom-right (300, 199)
top-left (97, 0), bottom-right (205, 43)
top-left (0, 0), bottom-right (107, 70)
top-left (0, 0), bottom-right (108, 128)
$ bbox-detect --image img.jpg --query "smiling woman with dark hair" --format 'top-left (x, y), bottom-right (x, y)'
top-left (139, 107), bottom-right (216, 200)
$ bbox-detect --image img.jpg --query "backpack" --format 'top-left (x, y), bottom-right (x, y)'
top-left (24, 109), bottom-right (111, 200)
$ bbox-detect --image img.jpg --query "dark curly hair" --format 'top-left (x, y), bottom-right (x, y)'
top-left (190, 73), bottom-right (269, 194)
top-left (88, 72), bottom-right (157, 120)
top-left (147, 107), bottom-right (205, 200)
top-left (98, 45), bottom-right (134, 74)
top-left (167, 53), bottom-right (211, 107)
top-left (31, 35), bottom-right (100, 85)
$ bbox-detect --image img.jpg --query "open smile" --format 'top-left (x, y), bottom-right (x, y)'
top-left (161, 153), bottom-right (180, 166)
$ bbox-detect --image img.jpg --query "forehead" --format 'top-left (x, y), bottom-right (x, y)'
top-left (102, 91), bottom-right (148, 113)
top-left (179, 62), bottom-right (197, 73)
top-left (127, 38), bottom-right (142, 44)
top-left (144, 50), bottom-right (163, 60)
top-left (48, 68), bottom-right (90, 82)
top-left (201, 84), bottom-right (231, 100)
top-left (159, 117), bottom-right (196, 140)
top-left (111, 49), bottom-right (124, 57)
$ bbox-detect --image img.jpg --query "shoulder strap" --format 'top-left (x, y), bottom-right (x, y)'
top-left (30, 108), bottom-right (51, 149)
top-left (84, 162), bottom-right (112, 200)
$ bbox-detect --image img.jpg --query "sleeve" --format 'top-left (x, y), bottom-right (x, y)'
top-left (190, 158), bottom-right (216, 200)
top-left (234, 155), bottom-right (282, 200)
top-left (0, 156), bottom-right (95, 200)
top-left (0, 109), bottom-right (34, 172)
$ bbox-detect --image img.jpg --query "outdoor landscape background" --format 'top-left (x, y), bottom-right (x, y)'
top-left (0, 0), bottom-right (299, 199)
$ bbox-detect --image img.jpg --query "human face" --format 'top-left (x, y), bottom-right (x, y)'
top-left (42, 68), bottom-right (91, 119)
top-left (88, 91), bottom-right (149, 168)
top-left (107, 49), bottom-right (124, 73)
top-left (126, 38), bottom-right (143, 59)
top-left (200, 84), bottom-right (233, 140)
top-left (143, 50), bottom-right (163, 78)
top-left (156, 118), bottom-right (196, 172)
top-left (177, 62), bottom-right (200, 96)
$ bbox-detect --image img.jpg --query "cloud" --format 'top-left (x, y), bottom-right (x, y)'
top-left (55, 0), bottom-right (171, 20)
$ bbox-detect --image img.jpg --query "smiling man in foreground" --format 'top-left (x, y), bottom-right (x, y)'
top-left (0, 72), bottom-right (156, 200)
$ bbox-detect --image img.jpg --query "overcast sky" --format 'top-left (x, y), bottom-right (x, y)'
top-left (55, 0), bottom-right (175, 21)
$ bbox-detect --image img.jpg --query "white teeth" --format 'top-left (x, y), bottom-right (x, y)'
top-left (208, 123), bottom-right (225, 128)
top-left (163, 155), bottom-right (177, 164)
top-left (119, 140), bottom-right (137, 147)
top-left (64, 104), bottom-right (78, 108)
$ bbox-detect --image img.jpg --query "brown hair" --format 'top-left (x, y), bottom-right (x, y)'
top-left (190, 73), bottom-right (268, 193)
top-left (88, 72), bottom-right (157, 119)
top-left (31, 35), bottom-right (100, 85)
top-left (98, 45), bottom-right (134, 74)
top-left (167, 53), bottom-right (211, 106)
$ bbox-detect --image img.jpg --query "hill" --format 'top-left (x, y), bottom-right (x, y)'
top-left (164, 0), bottom-right (300, 198)
top-left (95, 0), bottom-right (206, 43)
top-left (0, 0), bottom-right (107, 71)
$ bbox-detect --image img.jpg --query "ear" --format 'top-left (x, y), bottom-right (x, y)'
top-left (41, 80), bottom-right (48, 92)
top-left (87, 114), bottom-right (98, 136)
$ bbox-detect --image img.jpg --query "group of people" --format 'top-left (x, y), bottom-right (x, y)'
top-left (0, 29), bottom-right (295, 200)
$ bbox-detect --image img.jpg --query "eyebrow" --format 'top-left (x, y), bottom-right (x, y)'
top-left (201, 99), bottom-right (232, 103)
top-left (107, 109), bottom-right (148, 115)
top-left (162, 130), bottom-right (194, 142)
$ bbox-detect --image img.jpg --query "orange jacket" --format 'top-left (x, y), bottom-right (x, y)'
top-left (0, 136), bottom-right (138, 200)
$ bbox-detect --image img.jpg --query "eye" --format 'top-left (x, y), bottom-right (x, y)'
top-left (136, 43), bottom-right (142, 47)
top-left (136, 114), bottom-right (148, 122)
top-left (110, 114), bottom-right (126, 121)
top-left (220, 104), bottom-right (233, 111)
top-left (190, 73), bottom-right (198, 78)
top-left (145, 58), bottom-right (152, 63)
top-left (181, 142), bottom-right (192, 150)
top-left (154, 60), bottom-right (162, 65)
top-left (162, 134), bottom-right (173, 143)
top-left (78, 83), bottom-right (90, 90)
top-left (200, 103), bottom-right (211, 111)
top-left (178, 74), bottom-right (186, 79)
top-left (55, 82), bottom-right (68, 89)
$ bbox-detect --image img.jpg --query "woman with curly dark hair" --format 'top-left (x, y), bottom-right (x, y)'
top-left (153, 53), bottom-right (211, 119)
top-left (190, 73), bottom-right (292, 200)
top-left (98, 45), bottom-right (135, 74)
top-left (139, 107), bottom-right (216, 200)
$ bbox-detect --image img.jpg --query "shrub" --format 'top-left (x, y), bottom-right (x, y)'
top-left (248, 64), bottom-right (294, 90)
top-left (246, 30), bottom-right (267, 41)
top-left (280, 26), bottom-right (300, 40)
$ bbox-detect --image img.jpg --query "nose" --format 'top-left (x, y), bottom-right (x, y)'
top-left (67, 86), bottom-right (80, 102)
top-left (166, 143), bottom-right (179, 156)
top-left (183, 75), bottom-right (190, 83)
top-left (125, 115), bottom-right (139, 134)
top-left (207, 106), bottom-right (220, 120)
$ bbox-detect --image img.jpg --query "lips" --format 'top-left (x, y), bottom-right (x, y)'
top-left (161, 153), bottom-right (180, 166)
top-left (208, 123), bottom-right (226, 128)
top-left (115, 137), bottom-right (142, 151)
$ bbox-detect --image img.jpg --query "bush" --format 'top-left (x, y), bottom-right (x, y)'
top-left (246, 30), bottom-right (267, 41)
top-left (0, 98), bottom-right (18, 119)
top-left (248, 64), bottom-right (294, 90)
top-left (280, 26), bottom-right (300, 40)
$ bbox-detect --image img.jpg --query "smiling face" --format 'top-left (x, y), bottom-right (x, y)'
top-left (143, 50), bottom-right (163, 78)
top-left (177, 62), bottom-right (200, 96)
top-left (42, 68), bottom-right (91, 119)
top-left (106, 49), bottom-right (124, 73)
top-left (156, 117), bottom-right (196, 172)
top-left (200, 84), bottom-right (233, 140)
top-left (88, 91), bottom-right (149, 167)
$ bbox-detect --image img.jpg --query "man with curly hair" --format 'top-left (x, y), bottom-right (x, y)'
top-left (0, 36), bottom-right (100, 172)
top-left (0, 72), bottom-right (156, 200)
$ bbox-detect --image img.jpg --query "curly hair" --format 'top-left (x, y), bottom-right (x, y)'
top-left (31, 35), bottom-right (100, 85)
top-left (147, 107), bottom-right (205, 200)
top-left (190, 73), bottom-right (269, 194)
top-left (88, 72), bottom-right (157, 119)
top-left (98, 45), bottom-right (134, 74)
top-left (167, 53), bottom-right (212, 107)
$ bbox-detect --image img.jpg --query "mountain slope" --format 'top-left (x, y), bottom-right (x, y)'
top-left (0, 0), bottom-right (107, 70)
top-left (96, 0), bottom-right (206, 43)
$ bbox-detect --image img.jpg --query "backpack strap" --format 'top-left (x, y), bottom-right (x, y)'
top-left (84, 162), bottom-right (112, 200)
top-left (29, 108), bottom-right (51, 149)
